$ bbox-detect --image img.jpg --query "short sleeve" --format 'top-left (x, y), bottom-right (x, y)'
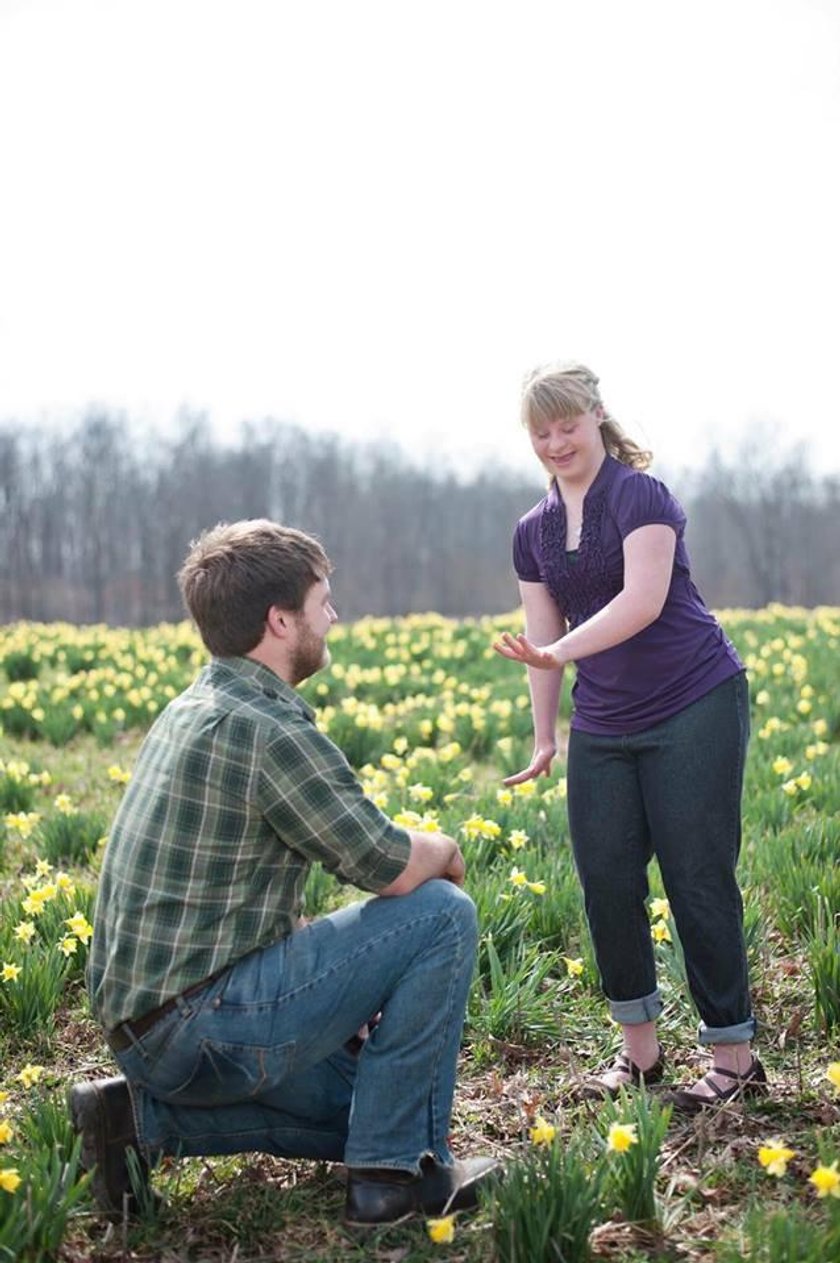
top-left (513, 510), bottom-right (543, 582)
top-left (613, 472), bottom-right (687, 541)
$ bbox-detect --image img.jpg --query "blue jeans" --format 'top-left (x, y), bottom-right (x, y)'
top-left (111, 879), bottom-right (478, 1173)
top-left (567, 673), bottom-right (755, 1045)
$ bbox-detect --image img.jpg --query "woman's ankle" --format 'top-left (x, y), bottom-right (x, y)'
top-left (712, 1042), bottom-right (753, 1075)
top-left (622, 1021), bottom-right (660, 1071)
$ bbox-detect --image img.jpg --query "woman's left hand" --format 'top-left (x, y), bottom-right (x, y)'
top-left (493, 632), bottom-right (563, 670)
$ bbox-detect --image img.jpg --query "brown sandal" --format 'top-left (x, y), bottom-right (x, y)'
top-left (667, 1057), bottom-right (768, 1115)
top-left (579, 1046), bottom-right (667, 1100)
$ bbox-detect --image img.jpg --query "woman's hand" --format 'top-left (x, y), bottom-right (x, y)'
top-left (493, 631), bottom-right (564, 670)
top-left (502, 742), bottom-right (557, 786)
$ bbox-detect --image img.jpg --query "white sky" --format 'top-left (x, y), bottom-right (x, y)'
top-left (1, 0), bottom-right (838, 481)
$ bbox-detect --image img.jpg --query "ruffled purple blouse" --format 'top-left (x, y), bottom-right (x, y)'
top-left (513, 456), bottom-right (743, 735)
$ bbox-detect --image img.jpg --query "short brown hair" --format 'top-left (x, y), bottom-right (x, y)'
top-left (177, 519), bottom-right (332, 657)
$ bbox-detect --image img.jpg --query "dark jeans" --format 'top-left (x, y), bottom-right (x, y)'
top-left (567, 672), bottom-right (755, 1045)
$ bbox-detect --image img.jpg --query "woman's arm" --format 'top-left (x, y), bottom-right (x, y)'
top-left (497, 580), bottom-right (567, 784)
top-left (495, 524), bottom-right (676, 671)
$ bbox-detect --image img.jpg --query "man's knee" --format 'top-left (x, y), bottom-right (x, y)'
top-left (409, 879), bottom-right (478, 942)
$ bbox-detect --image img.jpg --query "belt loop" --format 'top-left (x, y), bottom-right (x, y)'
top-left (113, 1020), bottom-right (149, 1059)
top-left (175, 992), bottom-right (193, 1018)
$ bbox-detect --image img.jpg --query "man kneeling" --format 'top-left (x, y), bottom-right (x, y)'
top-left (70, 520), bottom-right (497, 1226)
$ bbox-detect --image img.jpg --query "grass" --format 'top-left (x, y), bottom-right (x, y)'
top-left (1, 606), bottom-right (840, 1260)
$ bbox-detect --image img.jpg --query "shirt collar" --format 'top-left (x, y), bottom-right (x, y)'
top-left (207, 656), bottom-right (316, 720)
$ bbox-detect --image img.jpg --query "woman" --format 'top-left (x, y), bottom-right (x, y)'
top-left (494, 362), bottom-right (765, 1111)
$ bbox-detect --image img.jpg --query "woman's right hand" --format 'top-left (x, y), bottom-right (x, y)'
top-left (502, 743), bottom-right (556, 786)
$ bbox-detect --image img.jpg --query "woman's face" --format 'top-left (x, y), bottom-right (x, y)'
top-left (528, 408), bottom-right (606, 486)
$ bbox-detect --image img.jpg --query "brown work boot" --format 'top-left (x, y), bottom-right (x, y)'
top-left (69, 1076), bottom-right (151, 1215)
top-left (345, 1154), bottom-right (500, 1227)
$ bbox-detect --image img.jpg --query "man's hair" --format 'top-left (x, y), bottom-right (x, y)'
top-left (177, 519), bottom-right (332, 657)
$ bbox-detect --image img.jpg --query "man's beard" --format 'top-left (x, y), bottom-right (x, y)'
top-left (289, 622), bottom-right (330, 686)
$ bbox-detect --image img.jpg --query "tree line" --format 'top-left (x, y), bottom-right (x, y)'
top-left (1, 411), bottom-right (837, 626)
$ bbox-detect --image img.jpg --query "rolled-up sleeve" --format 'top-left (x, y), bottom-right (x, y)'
top-left (258, 716), bottom-right (411, 891)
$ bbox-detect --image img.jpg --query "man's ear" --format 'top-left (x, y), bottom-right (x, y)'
top-left (265, 605), bottom-right (291, 639)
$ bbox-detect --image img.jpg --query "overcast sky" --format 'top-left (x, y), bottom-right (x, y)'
top-left (1, 0), bottom-right (838, 481)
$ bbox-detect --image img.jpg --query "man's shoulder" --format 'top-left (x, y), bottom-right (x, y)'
top-left (192, 659), bottom-right (313, 723)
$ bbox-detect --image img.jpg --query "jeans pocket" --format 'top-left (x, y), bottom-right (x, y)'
top-left (144, 1035), bottom-right (297, 1107)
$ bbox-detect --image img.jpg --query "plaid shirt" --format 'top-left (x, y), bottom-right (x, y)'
top-left (88, 656), bottom-right (411, 1030)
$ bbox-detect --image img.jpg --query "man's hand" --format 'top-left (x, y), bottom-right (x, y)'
top-left (379, 830), bottom-right (466, 896)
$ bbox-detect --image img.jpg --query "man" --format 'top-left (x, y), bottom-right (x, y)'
top-left (70, 519), bottom-right (497, 1227)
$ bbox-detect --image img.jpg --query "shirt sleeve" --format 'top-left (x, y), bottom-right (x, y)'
top-left (513, 513), bottom-right (542, 582)
top-left (613, 472), bottom-right (687, 541)
top-left (258, 716), bottom-right (411, 892)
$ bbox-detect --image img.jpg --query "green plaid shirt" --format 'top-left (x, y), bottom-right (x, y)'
top-left (88, 656), bottom-right (411, 1030)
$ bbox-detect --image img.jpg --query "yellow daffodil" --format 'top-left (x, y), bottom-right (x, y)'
top-left (438, 741), bottom-right (462, 762)
top-left (757, 1140), bottom-right (796, 1177)
top-left (461, 815), bottom-right (501, 841)
top-left (13, 922), bottom-right (36, 944)
top-left (826, 1063), bottom-right (840, 1092)
top-left (513, 780), bottom-right (536, 797)
top-left (607, 1122), bottom-right (638, 1153)
top-left (54, 793), bottom-right (76, 815)
top-left (651, 920), bottom-right (672, 944)
top-left (508, 829), bottom-right (529, 850)
top-left (795, 771), bottom-right (812, 791)
top-left (107, 764), bottom-right (131, 784)
top-left (17, 1064), bottom-right (44, 1089)
top-left (527, 881), bottom-right (546, 896)
top-left (1, 963), bottom-right (22, 983)
top-left (54, 872), bottom-right (76, 895)
top-left (496, 788), bottom-right (513, 807)
top-left (772, 756), bottom-right (793, 776)
top-left (0, 1121), bottom-right (13, 1145)
top-left (755, 689), bottom-right (769, 705)
top-left (529, 1116), bottom-right (557, 1146)
top-left (808, 1161), bottom-right (840, 1199)
top-left (0, 1092), bottom-right (8, 1107)
top-left (426, 1214), bottom-right (456, 1243)
top-left (563, 956), bottom-right (584, 978)
top-left (3, 812), bottom-right (41, 838)
top-left (34, 858), bottom-right (53, 877)
top-left (0, 1168), bottom-right (22, 1193)
top-left (58, 936), bottom-right (79, 957)
top-left (649, 897), bottom-right (670, 920)
top-left (509, 867), bottom-right (528, 888)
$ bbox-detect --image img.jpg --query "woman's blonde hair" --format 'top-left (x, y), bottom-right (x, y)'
top-left (521, 362), bottom-right (652, 471)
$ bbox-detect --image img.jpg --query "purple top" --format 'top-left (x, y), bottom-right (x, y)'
top-left (513, 456), bottom-right (743, 735)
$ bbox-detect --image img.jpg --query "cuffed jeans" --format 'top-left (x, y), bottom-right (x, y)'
top-left (110, 879), bottom-right (478, 1173)
top-left (567, 672), bottom-right (755, 1045)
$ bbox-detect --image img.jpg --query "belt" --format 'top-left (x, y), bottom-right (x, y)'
top-left (105, 972), bottom-right (222, 1053)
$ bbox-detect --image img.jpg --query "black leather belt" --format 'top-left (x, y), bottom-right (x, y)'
top-left (106, 972), bottom-right (222, 1053)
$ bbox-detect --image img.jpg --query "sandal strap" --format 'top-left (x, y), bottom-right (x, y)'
top-left (609, 1046), bottom-right (665, 1083)
top-left (698, 1060), bottom-right (759, 1099)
